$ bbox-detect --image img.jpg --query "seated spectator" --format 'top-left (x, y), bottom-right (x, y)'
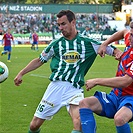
top-left (82, 26), bottom-right (90, 36)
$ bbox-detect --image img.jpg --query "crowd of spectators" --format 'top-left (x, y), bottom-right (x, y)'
top-left (0, 12), bottom-right (117, 36)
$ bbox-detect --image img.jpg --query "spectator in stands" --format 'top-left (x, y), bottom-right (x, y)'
top-left (29, 31), bottom-right (33, 46)
top-left (0, 13), bottom-right (114, 36)
top-left (82, 26), bottom-right (90, 36)
top-left (0, 26), bottom-right (3, 35)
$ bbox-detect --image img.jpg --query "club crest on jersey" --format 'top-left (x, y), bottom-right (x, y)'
top-left (62, 51), bottom-right (81, 64)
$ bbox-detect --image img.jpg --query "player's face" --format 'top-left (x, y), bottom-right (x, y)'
top-left (7, 29), bottom-right (11, 33)
top-left (57, 15), bottom-right (75, 39)
top-left (129, 29), bottom-right (133, 47)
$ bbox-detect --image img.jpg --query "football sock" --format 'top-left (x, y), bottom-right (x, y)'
top-left (28, 128), bottom-right (40, 133)
top-left (8, 53), bottom-right (11, 60)
top-left (116, 123), bottom-right (131, 133)
top-left (71, 130), bottom-right (82, 133)
top-left (31, 46), bottom-right (35, 50)
top-left (35, 46), bottom-right (38, 51)
top-left (79, 108), bottom-right (96, 133)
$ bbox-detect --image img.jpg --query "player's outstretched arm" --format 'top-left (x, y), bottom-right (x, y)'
top-left (85, 74), bottom-right (133, 91)
top-left (14, 58), bottom-right (44, 86)
top-left (98, 29), bottom-right (127, 57)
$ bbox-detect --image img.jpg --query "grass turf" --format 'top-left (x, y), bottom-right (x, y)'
top-left (0, 45), bottom-right (132, 133)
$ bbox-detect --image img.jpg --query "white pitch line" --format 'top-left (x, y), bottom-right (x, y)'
top-left (30, 74), bottom-right (49, 78)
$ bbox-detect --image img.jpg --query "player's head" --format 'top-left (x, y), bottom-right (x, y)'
top-left (56, 10), bottom-right (76, 39)
top-left (33, 30), bottom-right (36, 33)
top-left (85, 26), bottom-right (90, 31)
top-left (7, 28), bottom-right (11, 33)
top-left (57, 10), bottom-right (76, 23)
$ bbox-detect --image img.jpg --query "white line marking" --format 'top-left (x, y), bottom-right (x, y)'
top-left (30, 74), bottom-right (49, 78)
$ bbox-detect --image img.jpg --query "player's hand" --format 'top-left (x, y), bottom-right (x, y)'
top-left (98, 45), bottom-right (106, 58)
top-left (114, 49), bottom-right (123, 61)
top-left (85, 79), bottom-right (97, 91)
top-left (14, 75), bottom-right (23, 86)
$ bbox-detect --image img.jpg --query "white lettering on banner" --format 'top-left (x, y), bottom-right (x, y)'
top-left (9, 5), bottom-right (20, 11)
top-left (0, 5), bottom-right (8, 11)
top-left (0, 5), bottom-right (43, 12)
top-left (20, 6), bottom-right (42, 11)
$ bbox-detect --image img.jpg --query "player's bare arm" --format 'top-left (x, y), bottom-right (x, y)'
top-left (98, 29), bottom-right (128, 57)
top-left (14, 58), bottom-right (44, 86)
top-left (85, 74), bottom-right (133, 91)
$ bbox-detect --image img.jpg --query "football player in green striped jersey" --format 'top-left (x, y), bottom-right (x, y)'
top-left (14, 10), bottom-right (122, 133)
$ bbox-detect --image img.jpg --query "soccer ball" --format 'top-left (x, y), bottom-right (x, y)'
top-left (0, 61), bottom-right (9, 83)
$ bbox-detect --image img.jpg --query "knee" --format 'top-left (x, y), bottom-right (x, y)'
top-left (79, 99), bottom-right (85, 108)
top-left (114, 114), bottom-right (125, 126)
top-left (79, 98), bottom-right (89, 108)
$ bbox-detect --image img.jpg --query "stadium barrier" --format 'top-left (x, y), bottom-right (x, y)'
top-left (0, 32), bottom-right (125, 45)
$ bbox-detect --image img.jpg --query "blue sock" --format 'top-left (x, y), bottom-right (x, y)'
top-left (116, 123), bottom-right (131, 133)
top-left (8, 53), bottom-right (11, 60)
top-left (79, 108), bottom-right (96, 133)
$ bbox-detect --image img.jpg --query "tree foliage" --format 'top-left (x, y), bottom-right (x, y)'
top-left (0, 0), bottom-right (126, 12)
top-left (0, 0), bottom-right (123, 4)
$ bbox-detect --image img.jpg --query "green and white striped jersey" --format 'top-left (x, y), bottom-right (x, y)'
top-left (40, 33), bottom-right (115, 89)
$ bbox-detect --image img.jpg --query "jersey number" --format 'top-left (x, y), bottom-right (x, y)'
top-left (37, 104), bottom-right (45, 112)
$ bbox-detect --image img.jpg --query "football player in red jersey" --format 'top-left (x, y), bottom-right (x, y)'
top-left (31, 31), bottom-right (39, 51)
top-left (79, 21), bottom-right (133, 133)
top-left (1, 28), bottom-right (15, 62)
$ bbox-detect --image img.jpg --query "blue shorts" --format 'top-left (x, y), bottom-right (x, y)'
top-left (94, 91), bottom-right (133, 121)
top-left (4, 46), bottom-right (11, 52)
top-left (32, 41), bottom-right (38, 45)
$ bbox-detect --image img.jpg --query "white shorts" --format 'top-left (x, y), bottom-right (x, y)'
top-left (34, 81), bottom-right (84, 120)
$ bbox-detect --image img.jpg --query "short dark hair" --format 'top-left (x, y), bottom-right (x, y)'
top-left (57, 10), bottom-right (76, 23)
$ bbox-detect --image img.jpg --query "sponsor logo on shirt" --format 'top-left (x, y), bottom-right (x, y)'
top-left (62, 51), bottom-right (81, 64)
top-left (42, 100), bottom-right (54, 107)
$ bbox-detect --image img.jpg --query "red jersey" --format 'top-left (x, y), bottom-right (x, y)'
top-left (32, 33), bottom-right (38, 42)
top-left (113, 32), bottom-right (133, 96)
top-left (3, 33), bottom-right (14, 46)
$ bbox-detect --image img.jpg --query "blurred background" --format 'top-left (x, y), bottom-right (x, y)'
top-left (0, 0), bottom-right (131, 45)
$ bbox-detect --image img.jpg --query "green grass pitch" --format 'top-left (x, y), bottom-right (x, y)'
top-left (0, 45), bottom-right (132, 133)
